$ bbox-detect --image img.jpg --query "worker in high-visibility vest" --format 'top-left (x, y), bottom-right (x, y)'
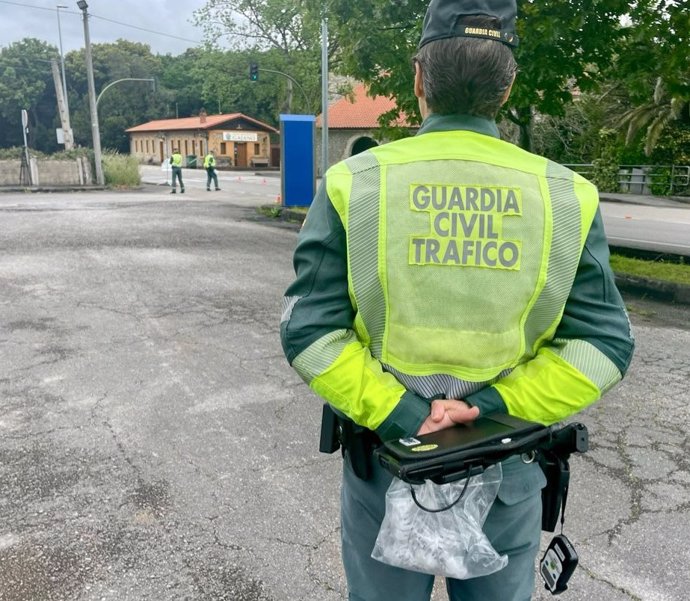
top-left (203, 150), bottom-right (220, 191)
top-left (280, 0), bottom-right (634, 599)
top-left (169, 148), bottom-right (184, 194)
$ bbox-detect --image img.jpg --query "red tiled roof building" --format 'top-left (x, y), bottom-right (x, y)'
top-left (316, 83), bottom-right (417, 174)
top-left (126, 111), bottom-right (277, 168)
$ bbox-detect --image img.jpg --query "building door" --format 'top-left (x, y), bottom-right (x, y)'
top-left (235, 143), bottom-right (248, 168)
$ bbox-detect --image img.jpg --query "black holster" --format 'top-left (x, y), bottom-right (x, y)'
top-left (538, 422), bottom-right (588, 532)
top-left (539, 452), bottom-right (570, 532)
top-left (319, 404), bottom-right (380, 481)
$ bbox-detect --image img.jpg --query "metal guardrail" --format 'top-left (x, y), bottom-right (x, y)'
top-left (564, 164), bottom-right (690, 195)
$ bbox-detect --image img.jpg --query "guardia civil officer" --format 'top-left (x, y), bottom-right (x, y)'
top-left (204, 149), bottom-right (220, 191)
top-left (169, 148), bottom-right (184, 194)
top-left (280, 1), bottom-right (634, 599)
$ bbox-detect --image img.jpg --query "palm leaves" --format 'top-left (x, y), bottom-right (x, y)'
top-left (619, 78), bottom-right (690, 156)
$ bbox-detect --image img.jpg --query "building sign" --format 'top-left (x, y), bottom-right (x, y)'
top-left (222, 131), bottom-right (258, 142)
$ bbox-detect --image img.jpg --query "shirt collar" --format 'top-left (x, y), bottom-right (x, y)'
top-left (417, 113), bottom-right (500, 139)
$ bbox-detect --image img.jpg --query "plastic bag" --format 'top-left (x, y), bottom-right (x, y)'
top-left (371, 463), bottom-right (508, 579)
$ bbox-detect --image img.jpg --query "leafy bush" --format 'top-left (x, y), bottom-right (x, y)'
top-left (591, 129), bottom-right (621, 192)
top-left (0, 146), bottom-right (94, 162)
top-left (0, 146), bottom-right (36, 160)
top-left (48, 147), bottom-right (93, 162)
top-left (102, 151), bottom-right (140, 187)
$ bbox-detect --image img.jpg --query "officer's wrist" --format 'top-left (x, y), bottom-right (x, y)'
top-left (375, 391), bottom-right (429, 441)
top-left (465, 387), bottom-right (507, 416)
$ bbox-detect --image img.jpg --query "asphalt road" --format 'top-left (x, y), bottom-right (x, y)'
top-left (0, 186), bottom-right (689, 601)
top-left (141, 165), bottom-right (690, 258)
top-left (599, 200), bottom-right (690, 257)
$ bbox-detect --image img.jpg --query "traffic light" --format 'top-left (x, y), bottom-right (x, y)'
top-left (249, 63), bottom-right (259, 81)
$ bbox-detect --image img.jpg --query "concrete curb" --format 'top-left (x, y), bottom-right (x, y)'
top-left (0, 186), bottom-right (107, 194)
top-left (599, 193), bottom-right (690, 207)
top-left (615, 274), bottom-right (690, 305)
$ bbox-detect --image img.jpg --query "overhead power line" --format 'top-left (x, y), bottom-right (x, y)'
top-left (89, 15), bottom-right (202, 45)
top-left (0, 0), bottom-right (202, 47)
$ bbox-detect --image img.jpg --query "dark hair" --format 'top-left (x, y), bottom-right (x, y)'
top-left (414, 16), bottom-right (517, 119)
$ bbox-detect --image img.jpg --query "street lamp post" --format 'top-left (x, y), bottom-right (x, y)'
top-left (321, 17), bottom-right (329, 177)
top-left (77, 0), bottom-right (104, 186)
top-left (96, 78), bottom-right (155, 111)
top-left (56, 4), bottom-right (74, 149)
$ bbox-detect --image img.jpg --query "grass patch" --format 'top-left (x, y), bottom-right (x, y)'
top-left (259, 206), bottom-right (283, 218)
top-left (624, 303), bottom-right (657, 317)
top-left (610, 254), bottom-right (690, 286)
top-left (258, 205), bottom-right (309, 221)
top-left (102, 151), bottom-right (141, 187)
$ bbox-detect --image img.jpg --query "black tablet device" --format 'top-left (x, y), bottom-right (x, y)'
top-left (374, 413), bottom-right (552, 484)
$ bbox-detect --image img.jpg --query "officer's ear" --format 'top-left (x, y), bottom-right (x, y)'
top-left (413, 58), bottom-right (424, 100)
top-left (501, 71), bottom-right (516, 106)
top-left (413, 59), bottom-right (430, 119)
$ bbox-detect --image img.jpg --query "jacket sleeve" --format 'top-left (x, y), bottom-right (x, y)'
top-left (280, 179), bottom-right (429, 440)
top-left (465, 207), bottom-right (635, 424)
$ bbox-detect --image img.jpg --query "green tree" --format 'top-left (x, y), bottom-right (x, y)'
top-left (615, 1), bottom-right (690, 156)
top-left (65, 40), bottom-right (164, 152)
top-left (327, 0), bottom-right (635, 150)
top-left (158, 50), bottom-right (207, 118)
top-left (193, 0), bottom-right (330, 116)
top-left (0, 38), bottom-right (61, 151)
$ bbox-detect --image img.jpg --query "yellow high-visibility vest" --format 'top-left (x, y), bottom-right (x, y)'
top-left (326, 129), bottom-right (598, 382)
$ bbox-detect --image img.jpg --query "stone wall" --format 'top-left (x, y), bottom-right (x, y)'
top-left (0, 157), bottom-right (93, 187)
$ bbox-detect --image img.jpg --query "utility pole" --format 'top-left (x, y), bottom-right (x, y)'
top-left (77, 0), bottom-right (104, 186)
top-left (51, 58), bottom-right (74, 150)
top-left (21, 109), bottom-right (32, 186)
top-left (55, 4), bottom-right (73, 149)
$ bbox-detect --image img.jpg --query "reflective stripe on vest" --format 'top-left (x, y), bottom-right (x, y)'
top-left (327, 130), bottom-right (598, 384)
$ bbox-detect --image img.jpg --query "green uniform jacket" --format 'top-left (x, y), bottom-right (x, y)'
top-left (281, 114), bottom-right (634, 441)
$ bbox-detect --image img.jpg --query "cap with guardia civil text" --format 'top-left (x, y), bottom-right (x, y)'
top-left (418, 0), bottom-right (518, 49)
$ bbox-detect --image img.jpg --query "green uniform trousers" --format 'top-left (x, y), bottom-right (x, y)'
top-left (341, 453), bottom-right (546, 601)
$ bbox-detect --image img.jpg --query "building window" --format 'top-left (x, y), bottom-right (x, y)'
top-left (254, 143), bottom-right (260, 155)
top-left (192, 140), bottom-right (196, 154)
top-left (220, 142), bottom-right (227, 155)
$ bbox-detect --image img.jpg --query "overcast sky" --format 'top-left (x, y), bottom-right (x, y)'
top-left (0, 0), bottom-right (212, 56)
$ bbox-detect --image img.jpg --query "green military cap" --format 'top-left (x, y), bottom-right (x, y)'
top-left (419, 0), bottom-right (519, 49)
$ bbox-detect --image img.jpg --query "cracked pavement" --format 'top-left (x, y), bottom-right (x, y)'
top-left (0, 187), bottom-right (688, 601)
